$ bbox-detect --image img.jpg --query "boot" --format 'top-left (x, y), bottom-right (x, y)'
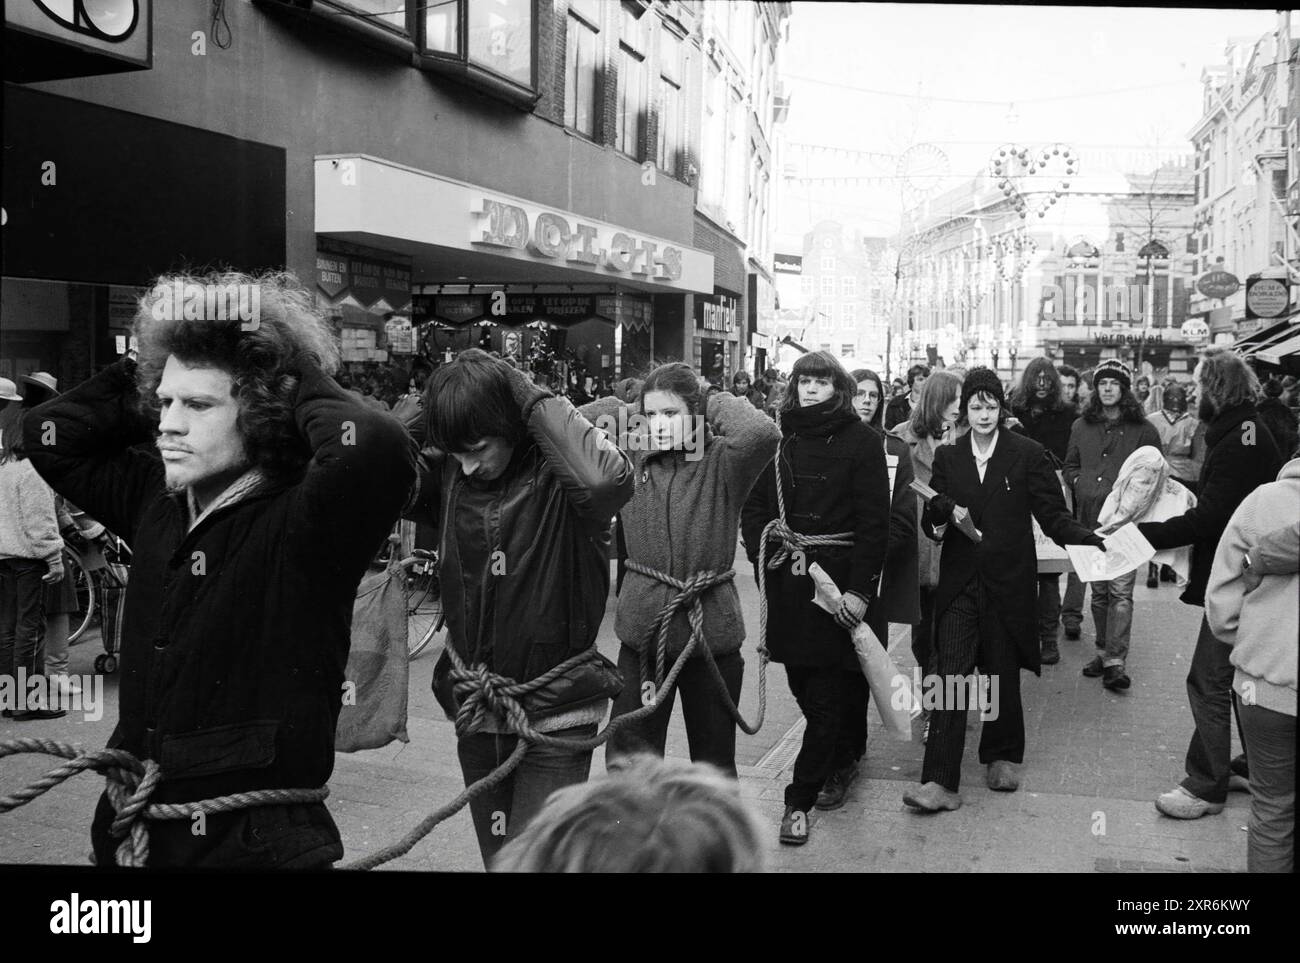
top-left (1040, 639), bottom-right (1060, 665)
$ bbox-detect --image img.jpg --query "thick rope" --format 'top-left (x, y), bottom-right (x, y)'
top-left (628, 561), bottom-right (767, 735)
top-left (3, 414), bottom-right (861, 871)
top-left (348, 413), bottom-right (861, 870)
top-left (0, 737), bottom-right (326, 867)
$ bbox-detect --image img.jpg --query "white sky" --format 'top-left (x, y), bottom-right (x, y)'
top-left (777, 3), bottom-right (1281, 239)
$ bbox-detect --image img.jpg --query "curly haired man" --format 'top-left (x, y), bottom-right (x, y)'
top-left (22, 270), bottom-right (415, 867)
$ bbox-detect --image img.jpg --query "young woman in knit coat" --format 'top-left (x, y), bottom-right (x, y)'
top-left (581, 363), bottom-right (781, 779)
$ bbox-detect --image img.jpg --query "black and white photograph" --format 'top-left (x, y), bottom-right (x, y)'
top-left (0, 0), bottom-right (1296, 931)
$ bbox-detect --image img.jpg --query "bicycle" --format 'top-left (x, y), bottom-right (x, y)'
top-left (374, 520), bottom-right (446, 659)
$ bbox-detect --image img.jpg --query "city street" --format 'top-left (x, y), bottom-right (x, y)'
top-left (0, 546), bottom-right (1248, 873)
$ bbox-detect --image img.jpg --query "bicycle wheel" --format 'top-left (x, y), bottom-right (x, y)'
top-left (66, 553), bottom-right (96, 644)
top-left (406, 568), bottom-right (444, 659)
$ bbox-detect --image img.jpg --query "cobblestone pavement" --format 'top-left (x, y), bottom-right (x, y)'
top-left (0, 554), bottom-right (1248, 872)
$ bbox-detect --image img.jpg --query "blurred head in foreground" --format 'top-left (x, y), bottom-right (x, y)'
top-left (492, 755), bottom-right (766, 873)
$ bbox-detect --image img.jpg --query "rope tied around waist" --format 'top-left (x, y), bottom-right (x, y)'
top-left (0, 737), bottom-right (326, 867)
top-left (626, 559), bottom-right (765, 736)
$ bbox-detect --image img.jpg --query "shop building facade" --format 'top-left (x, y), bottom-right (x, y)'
top-left (2, 0), bottom-right (773, 395)
top-left (892, 161), bottom-right (1197, 382)
top-left (1187, 18), bottom-right (1298, 346)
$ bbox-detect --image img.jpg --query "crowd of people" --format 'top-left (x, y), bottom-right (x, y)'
top-left (3, 267), bottom-right (1297, 873)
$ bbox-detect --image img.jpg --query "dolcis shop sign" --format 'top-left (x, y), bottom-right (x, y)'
top-left (1195, 270), bottom-right (1240, 300)
top-left (472, 198), bottom-right (683, 281)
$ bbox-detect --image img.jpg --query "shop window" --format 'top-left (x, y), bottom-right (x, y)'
top-left (841, 344), bottom-right (854, 357)
top-left (564, 2), bottom-right (601, 138)
top-left (417, 0), bottom-right (538, 107)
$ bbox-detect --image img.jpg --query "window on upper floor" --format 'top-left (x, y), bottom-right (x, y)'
top-left (417, 0), bottom-right (538, 106)
top-left (820, 255), bottom-right (835, 271)
top-left (842, 302), bottom-right (856, 325)
top-left (820, 274), bottom-right (835, 297)
top-left (616, 5), bottom-right (649, 160)
top-left (657, 26), bottom-right (684, 175)
top-left (334, 0), bottom-right (409, 33)
top-left (841, 276), bottom-right (856, 298)
top-left (564, 0), bottom-right (602, 138)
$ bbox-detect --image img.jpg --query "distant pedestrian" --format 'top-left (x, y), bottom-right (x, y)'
top-left (903, 368), bottom-right (1103, 812)
top-left (1063, 359), bottom-right (1161, 691)
top-left (731, 370), bottom-right (768, 411)
top-left (1256, 377), bottom-right (1299, 464)
top-left (885, 364), bottom-right (930, 430)
top-left (1205, 457), bottom-right (1298, 872)
top-left (1009, 357), bottom-right (1078, 665)
top-left (0, 418), bottom-right (65, 720)
top-left (1140, 347), bottom-right (1283, 821)
top-left (889, 370), bottom-right (963, 685)
top-left (742, 351), bottom-right (889, 845)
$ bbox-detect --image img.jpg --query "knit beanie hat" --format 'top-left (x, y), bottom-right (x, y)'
top-left (1093, 359), bottom-right (1132, 392)
top-left (960, 366), bottom-right (1006, 411)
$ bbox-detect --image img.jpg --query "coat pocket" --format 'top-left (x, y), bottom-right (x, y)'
top-left (159, 719), bottom-right (280, 780)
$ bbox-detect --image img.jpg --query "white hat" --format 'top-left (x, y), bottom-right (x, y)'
top-left (0, 378), bottom-right (22, 402)
top-left (21, 371), bottom-right (59, 395)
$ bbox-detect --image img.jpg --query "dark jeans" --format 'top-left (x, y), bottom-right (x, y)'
top-left (1237, 699), bottom-right (1295, 873)
top-left (1180, 616), bottom-right (1248, 805)
top-left (1061, 571), bottom-right (1086, 631)
top-left (607, 643), bottom-right (744, 778)
top-left (1036, 573), bottom-right (1061, 645)
top-left (922, 577), bottom-right (1024, 793)
top-left (783, 665), bottom-right (867, 811)
top-left (456, 722), bottom-right (598, 869)
top-left (912, 585), bottom-right (938, 676)
top-left (0, 558), bottom-right (48, 692)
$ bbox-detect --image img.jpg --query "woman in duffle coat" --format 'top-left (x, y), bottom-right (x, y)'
top-left (741, 351), bottom-right (889, 846)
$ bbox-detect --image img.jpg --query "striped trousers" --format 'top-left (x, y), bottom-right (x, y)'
top-left (921, 576), bottom-right (1025, 792)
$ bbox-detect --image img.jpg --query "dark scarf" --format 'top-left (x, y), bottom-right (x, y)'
top-left (779, 397), bottom-right (858, 438)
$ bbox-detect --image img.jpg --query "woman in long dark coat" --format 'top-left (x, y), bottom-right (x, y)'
top-left (904, 368), bottom-right (1103, 813)
top-left (741, 352), bottom-right (889, 844)
top-left (796, 368), bottom-right (919, 811)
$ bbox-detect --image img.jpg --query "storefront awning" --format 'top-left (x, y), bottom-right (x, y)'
top-left (315, 155), bottom-right (714, 295)
top-left (1237, 318), bottom-right (1299, 358)
top-left (1255, 332), bottom-right (1300, 367)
